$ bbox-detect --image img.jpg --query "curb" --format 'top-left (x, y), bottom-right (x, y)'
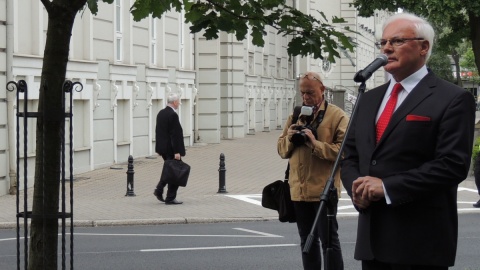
top-left (0, 217), bottom-right (278, 229)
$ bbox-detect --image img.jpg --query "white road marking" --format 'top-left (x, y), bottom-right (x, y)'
top-left (458, 187), bottom-right (478, 192)
top-left (225, 190), bottom-right (480, 214)
top-left (226, 194), bottom-right (262, 206)
top-left (458, 208), bottom-right (480, 212)
top-left (73, 231), bottom-right (278, 238)
top-left (338, 205), bottom-right (355, 210)
top-left (140, 243), bottom-right (297, 252)
top-left (0, 228), bottom-right (283, 246)
top-left (0, 237), bottom-right (17, 242)
top-left (233, 228), bottom-right (282, 237)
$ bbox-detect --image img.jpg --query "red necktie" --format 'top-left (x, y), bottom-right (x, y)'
top-left (376, 83), bottom-right (403, 144)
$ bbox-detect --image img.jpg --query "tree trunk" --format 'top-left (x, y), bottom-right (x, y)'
top-left (469, 12), bottom-right (480, 77)
top-left (28, 1), bottom-right (85, 269)
top-left (451, 48), bottom-right (462, 86)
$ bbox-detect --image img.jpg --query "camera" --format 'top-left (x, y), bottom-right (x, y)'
top-left (291, 106), bottom-right (318, 146)
top-left (291, 125), bottom-right (318, 146)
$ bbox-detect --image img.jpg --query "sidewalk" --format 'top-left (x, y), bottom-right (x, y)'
top-left (0, 130), bottom-right (478, 228)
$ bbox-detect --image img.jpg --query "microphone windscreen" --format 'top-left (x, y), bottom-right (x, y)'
top-left (300, 106), bottom-right (313, 116)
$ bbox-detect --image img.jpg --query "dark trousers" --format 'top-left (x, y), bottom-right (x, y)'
top-left (293, 201), bottom-right (344, 270)
top-left (474, 156), bottom-right (480, 196)
top-left (155, 154), bottom-right (179, 201)
top-left (362, 259), bottom-right (447, 270)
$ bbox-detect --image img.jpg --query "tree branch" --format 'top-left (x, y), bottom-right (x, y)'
top-left (204, 0), bottom-right (263, 21)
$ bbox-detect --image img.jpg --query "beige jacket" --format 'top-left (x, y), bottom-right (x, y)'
top-left (277, 101), bottom-right (349, 201)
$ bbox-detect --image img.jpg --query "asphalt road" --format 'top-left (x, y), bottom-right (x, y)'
top-left (0, 214), bottom-right (479, 270)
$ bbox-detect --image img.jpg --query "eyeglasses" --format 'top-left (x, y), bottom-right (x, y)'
top-left (299, 74), bottom-right (323, 83)
top-left (375, 37), bottom-right (424, 49)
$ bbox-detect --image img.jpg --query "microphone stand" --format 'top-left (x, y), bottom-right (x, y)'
top-left (302, 74), bottom-right (368, 270)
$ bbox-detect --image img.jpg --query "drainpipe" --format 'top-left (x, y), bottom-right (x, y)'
top-left (193, 32), bottom-right (199, 142)
top-left (6, 0), bottom-right (16, 194)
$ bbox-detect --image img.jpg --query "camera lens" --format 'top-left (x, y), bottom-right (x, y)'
top-left (291, 132), bottom-right (307, 146)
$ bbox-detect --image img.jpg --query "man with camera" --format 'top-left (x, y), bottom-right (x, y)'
top-left (277, 71), bottom-right (349, 270)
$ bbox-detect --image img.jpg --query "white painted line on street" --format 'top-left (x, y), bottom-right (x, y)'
top-left (338, 205), bottom-right (355, 210)
top-left (73, 232), bottom-right (276, 238)
top-left (233, 228), bottom-right (282, 238)
top-left (458, 208), bottom-right (480, 212)
top-left (458, 187), bottom-right (477, 192)
top-left (140, 243), bottom-right (298, 252)
top-left (337, 212), bottom-right (359, 216)
top-left (0, 237), bottom-right (17, 242)
top-left (0, 229), bottom-right (282, 244)
top-left (225, 194), bottom-right (262, 206)
top-left (458, 201), bottom-right (480, 204)
top-left (224, 193), bottom-right (480, 215)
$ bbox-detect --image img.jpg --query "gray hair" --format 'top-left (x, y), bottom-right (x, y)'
top-left (383, 12), bottom-right (435, 61)
top-left (167, 93), bottom-right (180, 104)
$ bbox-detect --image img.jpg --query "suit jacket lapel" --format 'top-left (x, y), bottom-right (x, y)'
top-left (377, 73), bottom-right (435, 146)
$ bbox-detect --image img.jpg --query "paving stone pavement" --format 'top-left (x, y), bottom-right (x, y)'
top-left (0, 129), bottom-right (478, 228)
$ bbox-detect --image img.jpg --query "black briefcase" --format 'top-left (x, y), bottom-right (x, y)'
top-left (261, 179), bottom-right (296, 223)
top-left (160, 160), bottom-right (191, 187)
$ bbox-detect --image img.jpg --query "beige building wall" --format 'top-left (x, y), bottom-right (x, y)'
top-left (1, 0), bottom-right (386, 196)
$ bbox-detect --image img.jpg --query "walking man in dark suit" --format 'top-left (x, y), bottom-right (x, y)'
top-left (341, 13), bottom-right (475, 269)
top-left (154, 93), bottom-right (185, 205)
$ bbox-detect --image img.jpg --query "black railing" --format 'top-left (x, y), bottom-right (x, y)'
top-left (7, 79), bottom-right (82, 270)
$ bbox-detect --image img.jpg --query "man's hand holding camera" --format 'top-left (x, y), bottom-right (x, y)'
top-left (287, 124), bottom-right (298, 141)
top-left (288, 124), bottom-right (317, 148)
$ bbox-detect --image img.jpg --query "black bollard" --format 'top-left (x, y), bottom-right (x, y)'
top-left (125, 155), bottom-right (136, 196)
top-left (217, 153), bottom-right (227, 193)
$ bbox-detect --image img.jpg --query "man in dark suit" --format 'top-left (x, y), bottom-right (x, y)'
top-left (154, 93), bottom-right (185, 205)
top-left (341, 13), bottom-right (475, 269)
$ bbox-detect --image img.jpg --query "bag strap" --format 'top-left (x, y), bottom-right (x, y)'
top-left (313, 100), bottom-right (328, 128)
top-left (285, 163), bottom-right (290, 181)
top-left (291, 105), bottom-right (302, 124)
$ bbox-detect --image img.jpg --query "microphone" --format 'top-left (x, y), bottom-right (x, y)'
top-left (354, 54), bottom-right (388, 82)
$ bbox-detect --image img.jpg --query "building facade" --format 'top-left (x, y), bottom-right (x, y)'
top-left (0, 0), bottom-right (388, 196)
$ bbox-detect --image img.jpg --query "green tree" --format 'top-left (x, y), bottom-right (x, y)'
top-left (472, 137), bottom-right (480, 161)
top-left (427, 49), bottom-right (455, 83)
top-left (461, 46), bottom-right (480, 84)
top-left (30, 0), bottom-right (355, 269)
top-left (462, 47), bottom-right (477, 71)
top-left (351, 0), bottom-right (480, 82)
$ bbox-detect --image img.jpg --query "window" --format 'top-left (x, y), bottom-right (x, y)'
top-left (179, 10), bottom-right (185, 69)
top-left (115, 0), bottom-right (123, 62)
top-left (72, 100), bottom-right (91, 150)
top-left (116, 99), bottom-right (130, 144)
top-left (263, 55), bottom-right (268, 76)
top-left (150, 17), bottom-right (157, 66)
top-left (248, 52), bottom-right (254, 75)
top-left (276, 58), bottom-right (281, 78)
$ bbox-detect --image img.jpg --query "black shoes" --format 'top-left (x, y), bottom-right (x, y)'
top-left (473, 199), bottom-right (480, 208)
top-left (153, 189), bottom-right (164, 202)
top-left (165, 199), bottom-right (183, 205)
top-left (155, 189), bottom-right (182, 205)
